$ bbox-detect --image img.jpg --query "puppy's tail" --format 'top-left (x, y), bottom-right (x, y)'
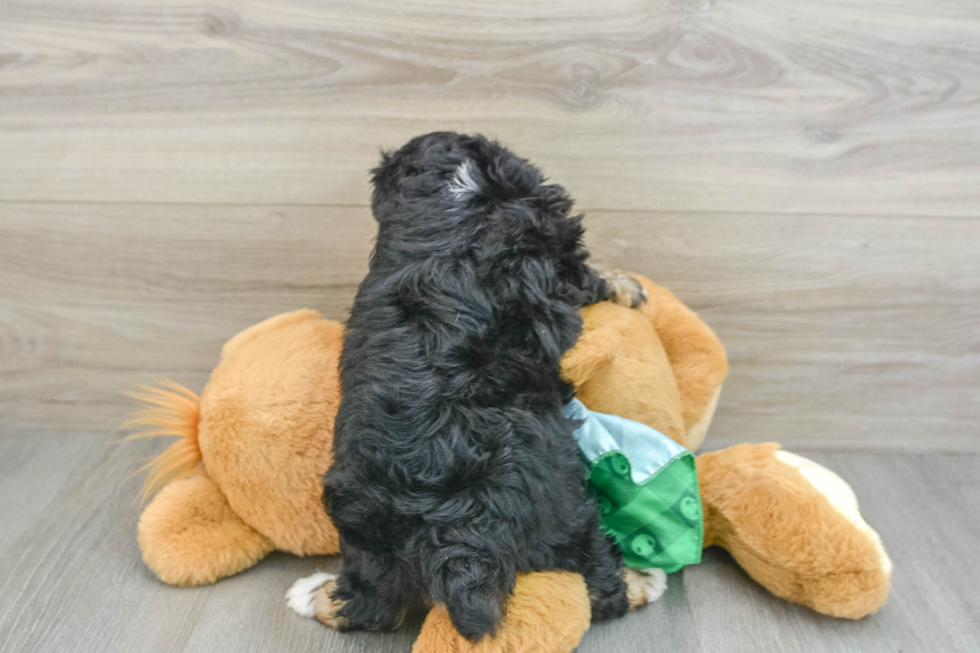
top-left (122, 378), bottom-right (202, 504)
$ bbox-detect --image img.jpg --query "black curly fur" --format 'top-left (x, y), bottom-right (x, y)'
top-left (322, 132), bottom-right (629, 641)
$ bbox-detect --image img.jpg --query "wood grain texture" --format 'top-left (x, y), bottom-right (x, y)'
top-left (0, 435), bottom-right (421, 653)
top-left (3, 203), bottom-right (977, 451)
top-left (1, 0), bottom-right (980, 215)
top-left (0, 202), bottom-right (373, 432)
top-left (1, 434), bottom-right (978, 653)
top-left (0, 433), bottom-right (105, 558)
top-left (587, 212), bottom-right (980, 452)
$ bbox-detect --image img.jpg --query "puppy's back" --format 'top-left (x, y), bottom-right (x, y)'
top-left (325, 132), bottom-right (606, 639)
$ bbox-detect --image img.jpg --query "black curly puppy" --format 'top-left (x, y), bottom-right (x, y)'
top-left (322, 132), bottom-right (646, 641)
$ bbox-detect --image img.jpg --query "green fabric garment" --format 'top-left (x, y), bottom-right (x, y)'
top-left (566, 399), bottom-right (703, 572)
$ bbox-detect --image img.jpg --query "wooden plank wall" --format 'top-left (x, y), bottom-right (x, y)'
top-left (1, 0), bottom-right (978, 451)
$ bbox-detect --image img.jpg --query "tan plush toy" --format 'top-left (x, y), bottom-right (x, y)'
top-left (131, 274), bottom-right (891, 653)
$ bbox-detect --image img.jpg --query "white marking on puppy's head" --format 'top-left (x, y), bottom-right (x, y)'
top-left (447, 160), bottom-right (481, 200)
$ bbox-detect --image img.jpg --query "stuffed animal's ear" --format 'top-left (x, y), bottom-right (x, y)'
top-left (561, 327), bottom-right (617, 386)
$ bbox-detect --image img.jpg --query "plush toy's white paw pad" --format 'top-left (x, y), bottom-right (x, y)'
top-left (286, 572), bottom-right (335, 618)
top-left (624, 567), bottom-right (667, 609)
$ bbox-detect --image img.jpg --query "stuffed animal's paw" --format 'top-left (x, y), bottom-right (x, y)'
top-left (286, 572), bottom-right (349, 629)
top-left (624, 568), bottom-right (667, 609)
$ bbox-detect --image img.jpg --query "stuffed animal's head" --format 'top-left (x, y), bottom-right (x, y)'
top-left (560, 274), bottom-right (728, 452)
top-left (561, 300), bottom-right (688, 448)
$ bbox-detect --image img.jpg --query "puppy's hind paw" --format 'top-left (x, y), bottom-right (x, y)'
top-left (624, 567), bottom-right (667, 610)
top-left (287, 572), bottom-right (335, 618)
top-left (600, 270), bottom-right (647, 309)
top-left (286, 572), bottom-right (349, 630)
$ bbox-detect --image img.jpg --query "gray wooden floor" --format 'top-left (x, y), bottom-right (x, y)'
top-left (1, 433), bottom-right (977, 653)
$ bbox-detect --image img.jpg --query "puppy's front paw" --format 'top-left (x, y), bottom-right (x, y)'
top-left (286, 572), bottom-right (349, 630)
top-left (287, 572), bottom-right (334, 618)
top-left (600, 271), bottom-right (647, 309)
top-left (313, 578), bottom-right (350, 630)
top-left (624, 567), bottom-right (667, 609)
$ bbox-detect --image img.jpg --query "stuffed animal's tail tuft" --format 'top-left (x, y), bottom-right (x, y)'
top-left (122, 378), bottom-right (202, 504)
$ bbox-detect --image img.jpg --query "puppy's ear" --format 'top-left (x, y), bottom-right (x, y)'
top-left (561, 327), bottom-right (617, 386)
top-left (536, 182), bottom-right (574, 217)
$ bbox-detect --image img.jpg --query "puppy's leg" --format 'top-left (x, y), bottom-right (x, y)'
top-left (595, 268), bottom-right (647, 309)
top-left (315, 544), bottom-right (411, 632)
top-left (421, 534), bottom-right (516, 642)
top-left (286, 571), bottom-right (336, 622)
top-left (578, 521), bottom-right (631, 622)
top-left (624, 567), bottom-right (668, 608)
top-left (570, 263), bottom-right (647, 309)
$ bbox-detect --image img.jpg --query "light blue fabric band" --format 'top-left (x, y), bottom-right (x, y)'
top-left (565, 398), bottom-right (687, 484)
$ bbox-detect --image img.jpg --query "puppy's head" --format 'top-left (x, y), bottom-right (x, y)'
top-left (370, 132), bottom-right (573, 228)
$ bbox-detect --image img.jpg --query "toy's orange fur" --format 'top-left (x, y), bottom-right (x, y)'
top-left (134, 309), bottom-right (341, 588)
top-left (131, 274), bottom-right (890, 653)
top-left (411, 572), bottom-right (591, 653)
top-left (123, 379), bottom-right (201, 503)
top-left (197, 310), bottom-right (341, 556)
top-left (565, 300), bottom-right (688, 447)
top-left (636, 279), bottom-right (729, 450)
top-left (698, 444), bottom-right (892, 619)
top-left (139, 474), bottom-right (274, 586)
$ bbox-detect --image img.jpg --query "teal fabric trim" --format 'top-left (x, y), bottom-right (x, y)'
top-left (565, 399), bottom-right (687, 483)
